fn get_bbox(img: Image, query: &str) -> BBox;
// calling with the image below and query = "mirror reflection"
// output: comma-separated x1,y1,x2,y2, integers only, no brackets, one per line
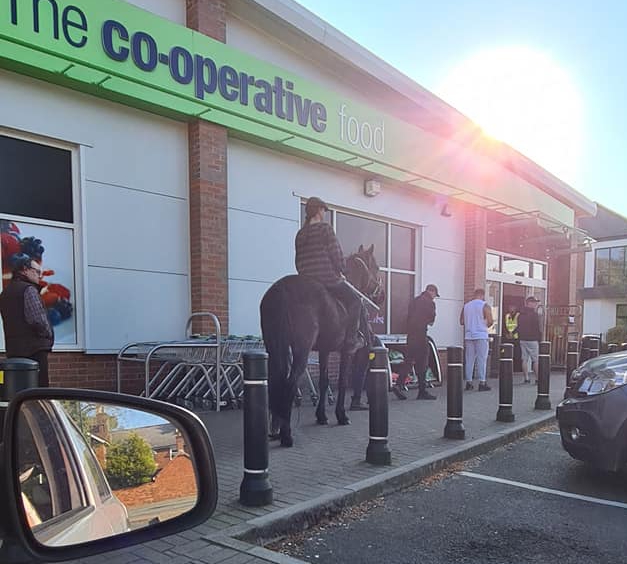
16,399,199,547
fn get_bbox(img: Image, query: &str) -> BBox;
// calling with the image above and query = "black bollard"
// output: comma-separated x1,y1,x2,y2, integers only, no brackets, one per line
565,341,579,391
366,347,392,465
444,346,465,440
607,343,618,354
488,335,501,379
588,336,600,359
0,358,39,435
535,341,552,410
496,343,515,422
240,351,273,506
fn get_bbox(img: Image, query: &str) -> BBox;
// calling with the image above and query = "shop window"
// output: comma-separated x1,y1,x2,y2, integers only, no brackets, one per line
486,253,501,273
1,133,79,348
595,247,627,287
390,225,414,271
617,305,627,327
532,262,546,280
336,212,387,266
502,257,530,277
0,135,73,223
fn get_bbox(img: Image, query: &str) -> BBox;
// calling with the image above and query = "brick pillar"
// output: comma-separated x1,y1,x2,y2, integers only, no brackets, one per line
464,205,487,300
186,0,228,334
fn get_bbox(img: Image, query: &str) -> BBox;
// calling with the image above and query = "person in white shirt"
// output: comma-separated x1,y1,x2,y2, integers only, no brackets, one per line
460,288,494,391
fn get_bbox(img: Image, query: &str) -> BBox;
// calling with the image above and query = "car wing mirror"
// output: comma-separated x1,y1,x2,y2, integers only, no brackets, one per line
2,389,218,563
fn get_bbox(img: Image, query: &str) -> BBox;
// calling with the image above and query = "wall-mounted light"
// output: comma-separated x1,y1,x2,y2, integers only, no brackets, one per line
364,179,381,197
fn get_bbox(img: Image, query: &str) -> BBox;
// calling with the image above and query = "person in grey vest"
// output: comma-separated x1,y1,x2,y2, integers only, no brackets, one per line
0,255,54,387
460,288,494,391
517,296,542,383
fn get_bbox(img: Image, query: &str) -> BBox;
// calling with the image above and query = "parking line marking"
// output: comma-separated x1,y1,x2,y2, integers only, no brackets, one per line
543,432,561,436
459,471,627,510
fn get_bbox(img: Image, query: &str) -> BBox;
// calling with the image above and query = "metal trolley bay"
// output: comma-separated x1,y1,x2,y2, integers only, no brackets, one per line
116,312,265,411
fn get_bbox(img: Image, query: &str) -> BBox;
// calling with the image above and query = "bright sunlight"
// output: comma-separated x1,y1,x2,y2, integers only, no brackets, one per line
438,46,583,185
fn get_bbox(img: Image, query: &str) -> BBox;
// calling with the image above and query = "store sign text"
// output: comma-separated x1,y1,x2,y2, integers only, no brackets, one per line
6,0,386,154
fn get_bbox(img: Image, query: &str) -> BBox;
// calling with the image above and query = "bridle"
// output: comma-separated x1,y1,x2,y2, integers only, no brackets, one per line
350,255,383,301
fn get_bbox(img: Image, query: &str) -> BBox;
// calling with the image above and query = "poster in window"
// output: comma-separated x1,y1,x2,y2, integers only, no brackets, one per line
1,220,77,346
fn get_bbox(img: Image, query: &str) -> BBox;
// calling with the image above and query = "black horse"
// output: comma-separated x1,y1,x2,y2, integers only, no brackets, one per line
260,244,382,447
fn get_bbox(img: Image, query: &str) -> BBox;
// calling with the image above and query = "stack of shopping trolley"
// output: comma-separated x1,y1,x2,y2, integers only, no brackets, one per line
116,312,265,411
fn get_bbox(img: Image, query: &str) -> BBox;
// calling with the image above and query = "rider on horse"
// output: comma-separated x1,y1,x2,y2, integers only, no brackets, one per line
295,197,364,355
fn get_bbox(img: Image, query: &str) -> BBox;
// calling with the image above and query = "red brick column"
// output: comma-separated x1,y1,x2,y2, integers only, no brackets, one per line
464,205,488,300
186,0,229,334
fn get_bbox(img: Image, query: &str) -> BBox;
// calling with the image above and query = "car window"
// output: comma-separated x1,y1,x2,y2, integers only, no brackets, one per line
57,405,113,502
17,401,89,533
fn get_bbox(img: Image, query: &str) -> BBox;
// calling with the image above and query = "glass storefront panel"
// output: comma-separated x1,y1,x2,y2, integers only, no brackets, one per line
486,281,501,335
486,253,501,274
390,224,414,271
390,272,414,334
502,256,530,277
336,212,387,266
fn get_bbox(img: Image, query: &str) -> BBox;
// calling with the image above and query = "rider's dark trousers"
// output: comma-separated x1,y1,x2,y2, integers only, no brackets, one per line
326,281,362,348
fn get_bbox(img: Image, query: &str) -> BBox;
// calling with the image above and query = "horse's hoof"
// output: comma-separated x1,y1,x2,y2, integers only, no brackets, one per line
317,418,328,425
280,437,294,447
338,417,351,426
268,433,281,441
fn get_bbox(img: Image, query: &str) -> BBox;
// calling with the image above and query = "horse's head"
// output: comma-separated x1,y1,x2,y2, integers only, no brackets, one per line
346,244,385,305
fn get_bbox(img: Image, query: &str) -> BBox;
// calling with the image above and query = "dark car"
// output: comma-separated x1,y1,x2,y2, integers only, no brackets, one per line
557,350,627,472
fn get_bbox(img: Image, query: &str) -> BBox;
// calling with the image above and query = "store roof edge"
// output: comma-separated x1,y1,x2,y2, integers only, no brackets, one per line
234,0,596,217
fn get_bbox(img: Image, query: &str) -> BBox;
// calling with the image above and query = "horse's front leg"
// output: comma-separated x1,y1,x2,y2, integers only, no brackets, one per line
316,351,329,425
336,352,352,425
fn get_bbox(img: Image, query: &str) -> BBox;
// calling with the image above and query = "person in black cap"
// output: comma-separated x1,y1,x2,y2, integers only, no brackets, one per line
394,284,439,400
295,196,363,354
0,254,54,387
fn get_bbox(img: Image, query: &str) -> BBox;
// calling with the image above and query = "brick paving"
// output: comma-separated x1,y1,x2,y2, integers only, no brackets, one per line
70,373,565,564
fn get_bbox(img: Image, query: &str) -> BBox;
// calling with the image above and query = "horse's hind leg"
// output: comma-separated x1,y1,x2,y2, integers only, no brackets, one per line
336,352,352,425
280,349,308,447
316,351,330,425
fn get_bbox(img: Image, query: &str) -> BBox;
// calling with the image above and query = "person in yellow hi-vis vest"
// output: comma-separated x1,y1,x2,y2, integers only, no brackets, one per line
503,303,521,372
505,304,519,340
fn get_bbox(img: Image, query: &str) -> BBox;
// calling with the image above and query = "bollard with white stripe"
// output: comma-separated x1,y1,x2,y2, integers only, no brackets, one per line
239,351,273,506
444,346,465,440
588,336,600,359
566,341,578,384
0,358,39,435
496,343,515,423
565,341,579,397
366,347,391,465
534,341,552,410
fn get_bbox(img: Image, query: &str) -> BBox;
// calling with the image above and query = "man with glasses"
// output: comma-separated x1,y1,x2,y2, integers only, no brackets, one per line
0,255,54,386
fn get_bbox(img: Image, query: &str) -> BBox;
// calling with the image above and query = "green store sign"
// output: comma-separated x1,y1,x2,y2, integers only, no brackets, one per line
0,0,573,226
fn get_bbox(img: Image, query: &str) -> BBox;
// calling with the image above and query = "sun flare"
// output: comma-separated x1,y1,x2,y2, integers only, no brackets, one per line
438,47,583,185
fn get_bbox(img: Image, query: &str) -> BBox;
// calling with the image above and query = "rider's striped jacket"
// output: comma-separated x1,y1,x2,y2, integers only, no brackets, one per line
295,222,345,286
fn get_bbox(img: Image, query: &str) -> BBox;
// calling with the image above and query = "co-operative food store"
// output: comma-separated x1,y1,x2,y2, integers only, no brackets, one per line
0,0,595,389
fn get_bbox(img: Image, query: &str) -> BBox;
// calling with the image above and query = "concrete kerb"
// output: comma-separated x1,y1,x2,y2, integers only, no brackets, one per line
205,411,556,553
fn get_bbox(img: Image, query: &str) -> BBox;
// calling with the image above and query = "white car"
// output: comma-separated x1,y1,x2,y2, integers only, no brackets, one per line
18,399,130,546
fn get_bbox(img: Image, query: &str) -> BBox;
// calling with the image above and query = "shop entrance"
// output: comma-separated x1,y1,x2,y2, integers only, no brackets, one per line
485,251,549,374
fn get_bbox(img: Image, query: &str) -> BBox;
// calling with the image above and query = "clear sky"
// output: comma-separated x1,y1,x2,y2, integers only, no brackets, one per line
295,0,626,217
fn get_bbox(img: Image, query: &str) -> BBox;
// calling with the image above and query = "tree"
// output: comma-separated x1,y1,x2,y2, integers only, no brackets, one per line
105,433,157,489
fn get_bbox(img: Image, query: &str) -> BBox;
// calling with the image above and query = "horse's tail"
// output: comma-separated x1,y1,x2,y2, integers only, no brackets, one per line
260,280,291,421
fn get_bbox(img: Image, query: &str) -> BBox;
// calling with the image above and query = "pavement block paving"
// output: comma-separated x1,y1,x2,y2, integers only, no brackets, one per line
66,372,565,564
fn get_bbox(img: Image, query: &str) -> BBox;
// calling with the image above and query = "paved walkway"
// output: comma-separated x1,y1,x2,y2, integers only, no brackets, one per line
73,373,566,564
